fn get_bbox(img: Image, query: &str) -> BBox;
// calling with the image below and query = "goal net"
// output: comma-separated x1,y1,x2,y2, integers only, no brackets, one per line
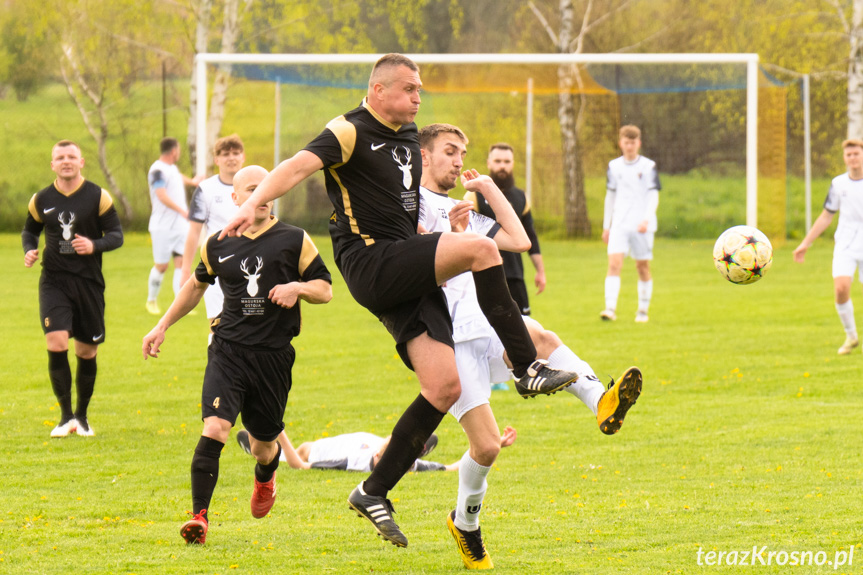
194,54,787,241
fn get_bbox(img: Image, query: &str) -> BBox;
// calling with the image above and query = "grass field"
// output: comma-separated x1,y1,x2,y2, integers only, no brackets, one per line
2,232,862,574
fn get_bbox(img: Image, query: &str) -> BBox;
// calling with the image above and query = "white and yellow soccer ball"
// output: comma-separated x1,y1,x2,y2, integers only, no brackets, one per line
713,225,773,285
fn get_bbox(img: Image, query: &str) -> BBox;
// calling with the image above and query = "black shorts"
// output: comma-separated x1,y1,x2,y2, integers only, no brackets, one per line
338,233,454,369
39,272,106,343
506,277,531,316
201,336,295,442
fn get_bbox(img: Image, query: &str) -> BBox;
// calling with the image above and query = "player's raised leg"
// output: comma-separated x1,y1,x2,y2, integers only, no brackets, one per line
248,434,281,519
434,232,577,397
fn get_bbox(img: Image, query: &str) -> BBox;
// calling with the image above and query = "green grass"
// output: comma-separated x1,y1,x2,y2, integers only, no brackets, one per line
1,232,862,574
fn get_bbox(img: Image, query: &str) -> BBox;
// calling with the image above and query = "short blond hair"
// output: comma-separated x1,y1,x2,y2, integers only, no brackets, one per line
619,125,641,140
842,138,863,150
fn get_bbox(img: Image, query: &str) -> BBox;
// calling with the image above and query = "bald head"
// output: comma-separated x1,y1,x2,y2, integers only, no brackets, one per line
233,165,268,196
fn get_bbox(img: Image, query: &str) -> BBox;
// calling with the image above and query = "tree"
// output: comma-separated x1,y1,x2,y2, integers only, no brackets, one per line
45,0,176,222
525,0,672,237
186,0,252,171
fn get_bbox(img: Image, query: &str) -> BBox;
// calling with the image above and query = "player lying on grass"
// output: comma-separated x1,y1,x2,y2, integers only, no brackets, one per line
418,123,643,569
142,166,333,545
235,426,517,472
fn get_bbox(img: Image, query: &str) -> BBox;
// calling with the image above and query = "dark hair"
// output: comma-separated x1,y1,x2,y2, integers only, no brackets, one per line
419,123,468,150
488,142,513,155
160,137,179,154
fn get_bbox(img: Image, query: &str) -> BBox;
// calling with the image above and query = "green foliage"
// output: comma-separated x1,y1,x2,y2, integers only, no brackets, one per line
2,232,862,573
0,1,54,101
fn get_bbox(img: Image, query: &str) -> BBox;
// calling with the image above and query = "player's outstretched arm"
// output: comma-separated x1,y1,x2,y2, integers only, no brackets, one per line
180,221,204,287
276,431,312,470
220,151,324,239
793,209,834,263
460,169,530,253
142,277,207,359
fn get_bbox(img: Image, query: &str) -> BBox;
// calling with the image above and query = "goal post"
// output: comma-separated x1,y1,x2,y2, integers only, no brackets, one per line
194,52,761,228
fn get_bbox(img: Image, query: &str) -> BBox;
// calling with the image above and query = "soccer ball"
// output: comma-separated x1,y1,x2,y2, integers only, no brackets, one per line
713,225,773,285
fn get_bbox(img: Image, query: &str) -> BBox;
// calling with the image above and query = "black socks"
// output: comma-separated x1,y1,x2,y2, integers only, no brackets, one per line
191,436,225,517
364,394,445,497
472,265,536,376
48,350,73,422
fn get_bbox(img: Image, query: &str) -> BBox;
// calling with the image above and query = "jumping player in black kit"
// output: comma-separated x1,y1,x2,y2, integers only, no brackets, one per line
219,54,578,548
23,140,124,438
142,165,332,545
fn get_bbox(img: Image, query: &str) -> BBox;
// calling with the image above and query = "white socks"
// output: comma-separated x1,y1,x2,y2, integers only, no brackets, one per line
455,452,490,532
148,267,165,302
172,267,182,296
548,344,605,415
638,279,653,313
836,300,858,340
604,276,621,311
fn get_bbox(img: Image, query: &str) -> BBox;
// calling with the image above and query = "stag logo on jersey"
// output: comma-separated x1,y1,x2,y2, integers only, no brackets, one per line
58,212,75,240
240,256,263,297
392,146,413,189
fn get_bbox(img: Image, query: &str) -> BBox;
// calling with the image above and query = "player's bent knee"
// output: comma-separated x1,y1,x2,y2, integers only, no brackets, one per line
471,440,501,467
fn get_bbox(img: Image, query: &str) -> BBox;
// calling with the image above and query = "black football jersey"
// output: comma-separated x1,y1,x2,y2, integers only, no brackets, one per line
196,217,331,350
22,179,123,287
304,99,422,265
465,185,541,280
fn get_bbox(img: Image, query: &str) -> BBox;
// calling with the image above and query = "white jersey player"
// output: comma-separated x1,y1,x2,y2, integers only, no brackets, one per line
794,138,863,355
181,134,245,323
146,137,200,315
601,125,661,323
418,123,642,570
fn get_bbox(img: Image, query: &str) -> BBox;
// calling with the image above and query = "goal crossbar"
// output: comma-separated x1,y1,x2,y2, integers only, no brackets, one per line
194,52,760,226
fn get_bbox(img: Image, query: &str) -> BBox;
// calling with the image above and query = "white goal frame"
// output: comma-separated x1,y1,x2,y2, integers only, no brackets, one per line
195,52,761,227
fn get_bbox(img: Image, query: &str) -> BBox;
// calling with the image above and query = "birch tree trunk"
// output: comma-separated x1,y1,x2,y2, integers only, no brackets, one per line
204,0,245,172
60,45,133,221
849,0,863,137
187,0,212,170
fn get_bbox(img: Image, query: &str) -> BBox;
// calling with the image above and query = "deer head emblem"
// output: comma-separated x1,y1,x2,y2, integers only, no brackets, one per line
58,212,75,241
392,146,412,189
240,256,263,297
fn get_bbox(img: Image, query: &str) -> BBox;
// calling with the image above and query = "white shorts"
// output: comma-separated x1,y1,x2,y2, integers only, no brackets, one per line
203,279,225,319
832,248,863,280
151,228,188,264
607,227,654,260
448,330,509,422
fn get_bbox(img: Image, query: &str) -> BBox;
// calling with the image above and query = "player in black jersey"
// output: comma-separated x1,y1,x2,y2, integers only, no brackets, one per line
142,165,332,545
219,54,578,548
22,140,124,438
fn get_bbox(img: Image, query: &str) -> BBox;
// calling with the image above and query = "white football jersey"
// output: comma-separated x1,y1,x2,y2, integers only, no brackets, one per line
418,187,499,340
605,155,661,232
824,173,863,254
147,159,189,233
188,174,238,233
307,432,386,472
